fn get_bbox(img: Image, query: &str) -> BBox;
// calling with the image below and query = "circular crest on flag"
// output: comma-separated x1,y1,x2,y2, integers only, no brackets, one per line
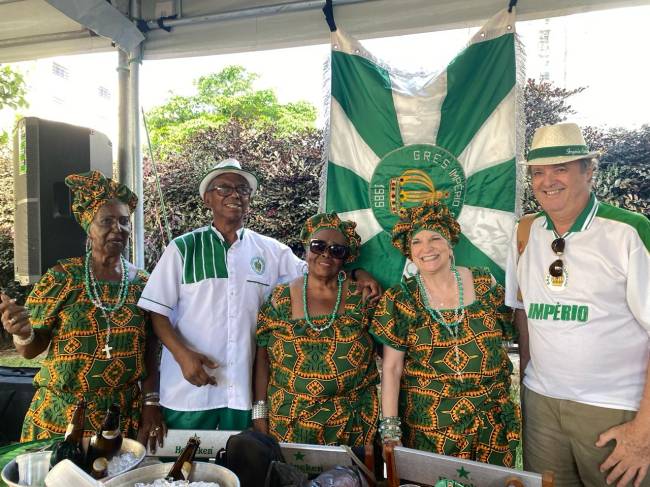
369,144,467,233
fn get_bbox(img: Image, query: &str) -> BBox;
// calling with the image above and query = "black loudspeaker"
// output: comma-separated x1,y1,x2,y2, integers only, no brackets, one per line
13,117,113,285
0,366,37,445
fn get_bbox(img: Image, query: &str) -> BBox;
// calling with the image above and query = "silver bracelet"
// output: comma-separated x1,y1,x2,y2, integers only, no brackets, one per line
143,392,160,400
251,400,268,420
144,400,161,407
13,328,35,346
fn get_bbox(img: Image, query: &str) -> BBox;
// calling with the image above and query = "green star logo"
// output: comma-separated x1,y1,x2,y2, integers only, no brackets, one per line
457,466,470,479
294,452,305,461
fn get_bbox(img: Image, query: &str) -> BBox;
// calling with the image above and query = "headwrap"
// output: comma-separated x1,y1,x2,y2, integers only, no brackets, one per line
300,212,361,264
64,170,138,233
391,200,461,259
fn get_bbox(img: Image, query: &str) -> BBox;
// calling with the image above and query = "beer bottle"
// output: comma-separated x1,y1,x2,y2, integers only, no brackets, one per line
165,435,201,481
88,403,123,463
50,399,87,468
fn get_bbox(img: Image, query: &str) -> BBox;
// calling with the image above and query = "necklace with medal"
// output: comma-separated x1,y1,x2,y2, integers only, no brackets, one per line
302,271,345,332
416,265,465,379
84,252,130,358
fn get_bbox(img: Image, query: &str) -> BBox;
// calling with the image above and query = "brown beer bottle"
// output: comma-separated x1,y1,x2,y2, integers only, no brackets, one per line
50,399,87,468
165,435,201,481
88,403,123,463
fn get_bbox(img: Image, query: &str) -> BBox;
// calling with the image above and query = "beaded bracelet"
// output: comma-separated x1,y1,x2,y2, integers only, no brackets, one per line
378,416,402,442
252,400,269,420
13,329,35,346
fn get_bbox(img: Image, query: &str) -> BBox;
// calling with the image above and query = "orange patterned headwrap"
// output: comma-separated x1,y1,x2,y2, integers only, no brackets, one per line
64,170,138,233
391,200,461,259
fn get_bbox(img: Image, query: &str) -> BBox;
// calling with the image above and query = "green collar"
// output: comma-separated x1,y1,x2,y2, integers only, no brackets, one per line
542,192,598,234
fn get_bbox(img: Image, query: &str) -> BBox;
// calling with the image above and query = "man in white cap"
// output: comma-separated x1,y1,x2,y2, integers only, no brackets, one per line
138,159,380,431
506,123,650,486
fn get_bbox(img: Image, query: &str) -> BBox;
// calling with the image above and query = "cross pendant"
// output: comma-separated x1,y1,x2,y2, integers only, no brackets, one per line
102,343,113,359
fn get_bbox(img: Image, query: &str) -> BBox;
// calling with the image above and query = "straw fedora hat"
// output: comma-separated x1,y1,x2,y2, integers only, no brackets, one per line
199,158,258,198
524,122,600,166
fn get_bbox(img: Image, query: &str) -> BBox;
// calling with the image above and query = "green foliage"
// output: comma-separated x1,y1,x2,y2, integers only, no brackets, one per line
145,66,317,153
0,65,28,145
143,120,322,271
0,65,27,111
523,78,585,153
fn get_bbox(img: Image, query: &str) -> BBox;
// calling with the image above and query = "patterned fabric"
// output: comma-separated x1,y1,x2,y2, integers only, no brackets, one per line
370,267,520,467
300,212,361,264
65,170,138,232
256,282,380,446
391,201,462,259
21,257,150,442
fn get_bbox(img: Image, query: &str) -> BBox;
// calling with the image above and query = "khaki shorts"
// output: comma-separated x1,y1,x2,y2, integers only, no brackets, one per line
522,386,649,487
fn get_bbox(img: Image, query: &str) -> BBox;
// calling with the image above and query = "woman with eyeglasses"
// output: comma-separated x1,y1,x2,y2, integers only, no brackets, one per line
252,212,380,446
370,201,520,467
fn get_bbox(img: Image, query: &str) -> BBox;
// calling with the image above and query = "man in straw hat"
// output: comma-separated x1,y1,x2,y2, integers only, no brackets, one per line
505,123,650,486
137,158,380,431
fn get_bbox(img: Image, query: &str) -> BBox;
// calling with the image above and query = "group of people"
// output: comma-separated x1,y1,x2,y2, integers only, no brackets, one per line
1,122,649,487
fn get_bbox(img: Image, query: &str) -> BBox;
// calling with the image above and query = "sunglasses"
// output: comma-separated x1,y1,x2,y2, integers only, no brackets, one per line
206,184,252,197
549,237,565,278
309,239,350,260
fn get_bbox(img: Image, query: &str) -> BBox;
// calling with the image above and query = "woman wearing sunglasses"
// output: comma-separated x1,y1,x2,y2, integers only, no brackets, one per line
370,201,520,467
252,212,380,446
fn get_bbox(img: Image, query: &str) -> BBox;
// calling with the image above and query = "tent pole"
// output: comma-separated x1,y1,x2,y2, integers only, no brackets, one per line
145,0,370,30
117,49,131,187
129,0,144,268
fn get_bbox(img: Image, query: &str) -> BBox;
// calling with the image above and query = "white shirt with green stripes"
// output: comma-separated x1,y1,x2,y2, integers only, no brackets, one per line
138,225,305,412
506,194,650,411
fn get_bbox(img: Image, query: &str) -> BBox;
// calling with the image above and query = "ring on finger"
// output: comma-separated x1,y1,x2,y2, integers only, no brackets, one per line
149,430,157,437
154,426,161,432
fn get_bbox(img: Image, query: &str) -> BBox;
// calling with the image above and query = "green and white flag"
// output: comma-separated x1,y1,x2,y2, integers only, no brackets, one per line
322,8,524,289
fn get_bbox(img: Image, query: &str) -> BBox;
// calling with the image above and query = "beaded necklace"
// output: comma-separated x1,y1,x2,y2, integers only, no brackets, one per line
84,251,130,358
302,271,345,332
416,265,465,378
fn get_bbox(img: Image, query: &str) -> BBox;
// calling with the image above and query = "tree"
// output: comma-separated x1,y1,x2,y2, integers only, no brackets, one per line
0,64,28,146
142,120,323,270
145,66,317,153
523,78,585,152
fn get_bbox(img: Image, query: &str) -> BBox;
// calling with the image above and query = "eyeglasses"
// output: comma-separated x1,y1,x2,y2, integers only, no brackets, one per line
309,239,350,260
549,237,565,277
206,184,252,197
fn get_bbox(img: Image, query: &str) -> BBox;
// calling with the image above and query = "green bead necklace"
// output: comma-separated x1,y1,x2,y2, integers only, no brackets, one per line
416,264,465,378
84,251,130,358
302,270,345,332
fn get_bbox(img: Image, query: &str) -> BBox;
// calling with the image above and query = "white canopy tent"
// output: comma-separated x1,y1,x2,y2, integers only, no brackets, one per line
1,0,648,265
2,0,649,62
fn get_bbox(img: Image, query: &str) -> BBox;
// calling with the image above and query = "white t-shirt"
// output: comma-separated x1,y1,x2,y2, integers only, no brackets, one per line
506,194,650,411
138,225,305,411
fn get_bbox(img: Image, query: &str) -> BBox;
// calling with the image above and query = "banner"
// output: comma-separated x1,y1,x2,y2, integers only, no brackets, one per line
322,9,524,288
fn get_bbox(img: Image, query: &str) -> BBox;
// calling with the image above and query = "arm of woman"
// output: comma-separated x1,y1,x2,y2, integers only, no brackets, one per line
252,346,270,434
150,311,218,387
1,294,51,359
381,346,405,418
137,326,166,452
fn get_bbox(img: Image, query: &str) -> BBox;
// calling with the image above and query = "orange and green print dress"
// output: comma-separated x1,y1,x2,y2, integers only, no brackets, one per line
256,282,380,446
20,258,150,442
370,267,520,467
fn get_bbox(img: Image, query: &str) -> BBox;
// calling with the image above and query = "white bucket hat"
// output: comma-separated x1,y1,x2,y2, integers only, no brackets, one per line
524,122,600,166
199,158,258,198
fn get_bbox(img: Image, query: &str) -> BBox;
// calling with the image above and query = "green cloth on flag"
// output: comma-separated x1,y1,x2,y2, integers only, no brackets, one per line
324,8,522,289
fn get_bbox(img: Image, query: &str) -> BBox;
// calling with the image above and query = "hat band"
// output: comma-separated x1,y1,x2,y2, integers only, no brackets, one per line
527,145,589,161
